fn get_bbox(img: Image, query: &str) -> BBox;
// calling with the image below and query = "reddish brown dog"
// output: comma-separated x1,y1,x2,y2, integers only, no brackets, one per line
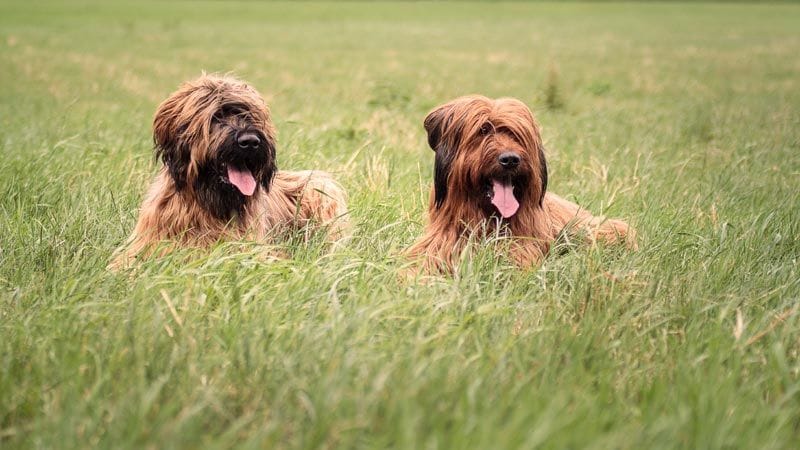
407,95,634,273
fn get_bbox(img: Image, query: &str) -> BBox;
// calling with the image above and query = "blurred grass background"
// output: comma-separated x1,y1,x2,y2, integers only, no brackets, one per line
1,1,799,449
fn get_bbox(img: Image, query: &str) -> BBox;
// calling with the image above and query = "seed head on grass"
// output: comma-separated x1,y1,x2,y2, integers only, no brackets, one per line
544,64,565,111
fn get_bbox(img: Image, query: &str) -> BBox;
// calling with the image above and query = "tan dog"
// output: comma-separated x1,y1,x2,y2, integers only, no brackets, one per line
112,75,347,268
407,95,634,273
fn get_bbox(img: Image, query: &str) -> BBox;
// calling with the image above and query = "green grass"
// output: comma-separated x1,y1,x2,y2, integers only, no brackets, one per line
1,1,799,448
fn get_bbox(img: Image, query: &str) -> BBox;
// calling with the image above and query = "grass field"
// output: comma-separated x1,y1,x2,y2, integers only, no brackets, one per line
1,1,799,448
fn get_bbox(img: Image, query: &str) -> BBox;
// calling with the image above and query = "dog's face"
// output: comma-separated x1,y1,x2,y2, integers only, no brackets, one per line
152,75,277,218
423,95,547,221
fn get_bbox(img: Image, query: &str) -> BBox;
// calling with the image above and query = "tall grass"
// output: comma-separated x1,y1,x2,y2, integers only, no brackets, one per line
1,1,798,448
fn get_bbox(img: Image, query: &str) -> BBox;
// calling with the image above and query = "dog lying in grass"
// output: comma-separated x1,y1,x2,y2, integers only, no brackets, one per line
112,75,348,268
407,95,634,274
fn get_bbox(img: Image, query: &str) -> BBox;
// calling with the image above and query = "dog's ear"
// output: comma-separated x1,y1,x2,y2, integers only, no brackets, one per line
538,147,548,206
434,145,454,209
153,95,190,190
423,104,453,151
153,96,177,158
424,104,457,208
259,140,278,192
163,147,190,190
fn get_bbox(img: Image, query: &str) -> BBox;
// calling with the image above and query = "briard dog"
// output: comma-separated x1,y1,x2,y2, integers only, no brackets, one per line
112,75,347,268
407,95,634,273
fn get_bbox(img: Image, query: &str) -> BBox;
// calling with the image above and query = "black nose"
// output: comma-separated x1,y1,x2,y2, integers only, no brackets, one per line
498,152,521,168
237,133,261,149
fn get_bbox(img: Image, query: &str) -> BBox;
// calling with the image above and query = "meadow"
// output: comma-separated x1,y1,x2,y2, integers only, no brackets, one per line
1,1,799,448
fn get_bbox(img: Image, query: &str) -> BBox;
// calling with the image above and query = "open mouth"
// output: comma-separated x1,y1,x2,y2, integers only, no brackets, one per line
223,164,257,196
486,179,520,218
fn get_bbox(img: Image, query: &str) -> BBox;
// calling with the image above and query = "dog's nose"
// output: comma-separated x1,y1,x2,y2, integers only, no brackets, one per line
237,133,261,149
498,152,521,168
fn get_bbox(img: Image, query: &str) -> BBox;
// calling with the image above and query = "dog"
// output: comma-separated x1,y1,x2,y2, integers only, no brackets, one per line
111,75,347,268
407,95,634,273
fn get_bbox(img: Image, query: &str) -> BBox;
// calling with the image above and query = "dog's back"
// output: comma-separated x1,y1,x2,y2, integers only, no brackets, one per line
257,170,349,242
542,192,636,249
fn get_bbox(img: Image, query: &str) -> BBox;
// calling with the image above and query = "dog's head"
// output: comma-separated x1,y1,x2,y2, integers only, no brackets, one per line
423,95,547,221
152,75,277,218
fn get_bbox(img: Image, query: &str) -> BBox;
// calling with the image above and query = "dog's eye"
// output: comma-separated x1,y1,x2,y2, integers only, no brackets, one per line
479,123,492,136
213,104,247,123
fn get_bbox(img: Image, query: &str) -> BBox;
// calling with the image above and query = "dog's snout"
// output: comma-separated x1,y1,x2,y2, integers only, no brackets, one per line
498,152,521,168
237,133,261,149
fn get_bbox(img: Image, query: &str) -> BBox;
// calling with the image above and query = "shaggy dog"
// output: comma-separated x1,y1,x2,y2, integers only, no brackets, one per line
112,75,347,268
407,95,634,273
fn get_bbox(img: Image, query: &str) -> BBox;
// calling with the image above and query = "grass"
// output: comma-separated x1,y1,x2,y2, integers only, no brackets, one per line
1,1,799,448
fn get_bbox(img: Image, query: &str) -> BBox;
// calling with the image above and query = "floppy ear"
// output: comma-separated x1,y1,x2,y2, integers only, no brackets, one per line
424,104,456,209
259,140,278,192
152,95,190,190
538,147,548,206
424,105,449,151
433,145,454,209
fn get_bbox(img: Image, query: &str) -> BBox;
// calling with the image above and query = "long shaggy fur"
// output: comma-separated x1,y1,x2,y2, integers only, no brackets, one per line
112,75,347,268
407,95,634,273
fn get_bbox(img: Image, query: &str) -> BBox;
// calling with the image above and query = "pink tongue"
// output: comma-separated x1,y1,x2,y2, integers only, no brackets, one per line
491,180,519,218
227,166,257,196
